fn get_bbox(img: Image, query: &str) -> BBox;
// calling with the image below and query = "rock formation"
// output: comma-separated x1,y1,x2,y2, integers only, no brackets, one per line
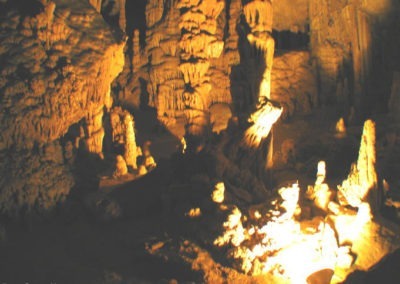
243,0,274,103
0,0,125,215
270,51,318,119
113,154,128,178
308,0,399,117
338,119,378,214
178,0,225,142
109,107,138,169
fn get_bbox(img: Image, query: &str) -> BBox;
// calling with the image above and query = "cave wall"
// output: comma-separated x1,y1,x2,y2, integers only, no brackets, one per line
0,0,125,215
309,0,400,117
115,0,400,126
117,0,233,120
273,0,309,33
116,0,317,124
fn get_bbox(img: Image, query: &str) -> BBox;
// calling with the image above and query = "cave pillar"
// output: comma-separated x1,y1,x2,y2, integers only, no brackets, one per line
243,0,275,102
178,0,225,149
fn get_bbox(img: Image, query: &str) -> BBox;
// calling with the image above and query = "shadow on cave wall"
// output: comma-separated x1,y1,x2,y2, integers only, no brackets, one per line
367,9,400,115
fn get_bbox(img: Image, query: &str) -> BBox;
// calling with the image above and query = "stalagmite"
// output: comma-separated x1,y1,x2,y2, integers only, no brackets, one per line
306,161,333,211
123,113,137,170
212,182,225,204
109,107,138,170
113,155,128,178
336,117,347,137
338,119,378,216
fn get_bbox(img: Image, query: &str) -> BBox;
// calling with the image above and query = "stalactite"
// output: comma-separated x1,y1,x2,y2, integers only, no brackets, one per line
243,0,274,102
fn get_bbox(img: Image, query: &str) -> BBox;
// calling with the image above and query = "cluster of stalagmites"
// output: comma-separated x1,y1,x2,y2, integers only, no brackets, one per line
202,119,398,282
211,181,338,280
107,107,157,178
0,0,124,214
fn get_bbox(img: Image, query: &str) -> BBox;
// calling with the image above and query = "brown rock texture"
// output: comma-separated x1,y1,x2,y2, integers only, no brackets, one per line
0,0,125,215
273,0,309,33
117,0,234,123
178,0,225,138
271,51,318,118
309,0,400,116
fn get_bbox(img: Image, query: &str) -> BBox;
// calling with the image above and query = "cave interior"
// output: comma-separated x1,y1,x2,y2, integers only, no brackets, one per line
1,0,400,283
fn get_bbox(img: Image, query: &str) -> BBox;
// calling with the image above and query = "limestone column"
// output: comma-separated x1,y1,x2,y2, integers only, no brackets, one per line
243,0,275,102
177,0,225,146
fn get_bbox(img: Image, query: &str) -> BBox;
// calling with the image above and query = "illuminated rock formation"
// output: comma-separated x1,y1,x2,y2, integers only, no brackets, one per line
123,113,137,170
109,107,138,170
211,182,226,204
242,100,282,148
113,155,128,178
213,183,338,281
0,0,125,214
243,0,274,102
338,120,378,213
306,161,333,211
178,0,225,140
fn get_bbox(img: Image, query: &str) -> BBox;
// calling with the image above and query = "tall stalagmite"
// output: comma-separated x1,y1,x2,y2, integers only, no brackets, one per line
338,119,378,214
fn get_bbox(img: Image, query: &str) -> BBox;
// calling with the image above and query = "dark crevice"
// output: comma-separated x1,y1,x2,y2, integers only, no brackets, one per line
272,29,310,51
126,0,146,37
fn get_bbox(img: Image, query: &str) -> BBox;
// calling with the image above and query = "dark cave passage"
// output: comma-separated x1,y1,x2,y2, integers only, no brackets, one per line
272,29,310,51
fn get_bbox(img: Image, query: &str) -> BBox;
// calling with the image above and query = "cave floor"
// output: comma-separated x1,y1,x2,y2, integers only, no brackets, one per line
0,215,201,283
1,107,400,283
